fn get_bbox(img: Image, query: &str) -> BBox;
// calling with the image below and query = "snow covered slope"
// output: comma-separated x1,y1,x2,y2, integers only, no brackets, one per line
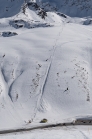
0,0,92,131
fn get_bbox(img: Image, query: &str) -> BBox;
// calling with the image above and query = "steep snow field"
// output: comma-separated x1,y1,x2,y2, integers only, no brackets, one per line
0,0,92,138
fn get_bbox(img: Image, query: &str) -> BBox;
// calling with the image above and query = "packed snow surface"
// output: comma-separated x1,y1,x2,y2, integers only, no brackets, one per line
0,126,92,139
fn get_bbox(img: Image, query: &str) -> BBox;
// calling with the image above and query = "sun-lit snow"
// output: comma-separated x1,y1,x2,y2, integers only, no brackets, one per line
0,0,92,139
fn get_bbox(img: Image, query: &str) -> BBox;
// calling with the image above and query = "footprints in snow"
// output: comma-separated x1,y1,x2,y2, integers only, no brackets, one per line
72,59,90,102
56,70,69,94
30,63,42,94
56,58,90,102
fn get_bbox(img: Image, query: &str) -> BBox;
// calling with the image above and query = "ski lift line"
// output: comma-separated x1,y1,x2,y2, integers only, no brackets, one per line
39,20,66,100
32,20,66,122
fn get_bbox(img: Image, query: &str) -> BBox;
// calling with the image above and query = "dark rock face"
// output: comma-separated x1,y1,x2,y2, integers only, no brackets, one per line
0,0,47,19
37,0,92,17
0,0,92,18
27,2,47,19
1,31,18,37
10,19,52,29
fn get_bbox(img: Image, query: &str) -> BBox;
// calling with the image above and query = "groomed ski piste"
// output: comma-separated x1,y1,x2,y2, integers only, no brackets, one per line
0,0,92,138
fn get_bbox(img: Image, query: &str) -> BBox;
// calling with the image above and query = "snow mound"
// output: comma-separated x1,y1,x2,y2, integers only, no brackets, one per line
83,19,92,25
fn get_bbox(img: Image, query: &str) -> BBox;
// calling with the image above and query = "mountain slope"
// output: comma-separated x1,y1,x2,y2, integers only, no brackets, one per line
37,0,92,17
0,19,92,129
0,0,92,130
0,0,23,18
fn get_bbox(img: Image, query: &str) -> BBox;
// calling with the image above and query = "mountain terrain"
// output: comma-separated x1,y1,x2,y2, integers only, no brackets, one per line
37,0,92,17
0,1,92,138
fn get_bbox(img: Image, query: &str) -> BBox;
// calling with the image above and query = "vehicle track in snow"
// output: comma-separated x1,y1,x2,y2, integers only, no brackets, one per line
0,119,92,135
